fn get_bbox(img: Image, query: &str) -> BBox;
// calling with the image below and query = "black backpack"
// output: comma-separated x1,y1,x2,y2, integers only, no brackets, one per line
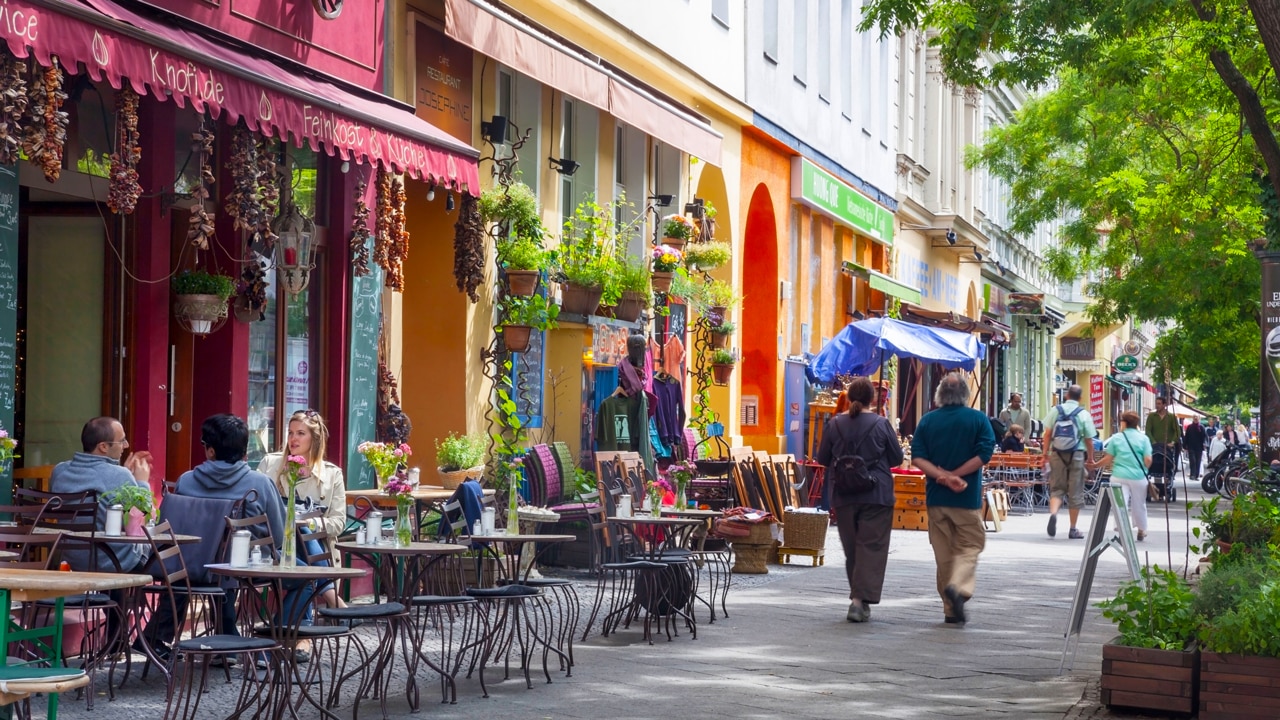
829,418,876,494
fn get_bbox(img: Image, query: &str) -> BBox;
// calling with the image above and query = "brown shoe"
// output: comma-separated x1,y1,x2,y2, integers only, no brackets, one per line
1137,530,1147,542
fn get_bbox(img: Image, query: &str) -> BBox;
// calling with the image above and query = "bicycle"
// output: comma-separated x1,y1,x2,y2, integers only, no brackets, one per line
1222,461,1280,501
1202,443,1253,495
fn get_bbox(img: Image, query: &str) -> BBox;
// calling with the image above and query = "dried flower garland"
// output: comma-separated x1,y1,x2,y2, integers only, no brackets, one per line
23,56,68,183
255,136,278,251
350,178,370,276
386,175,408,291
186,123,216,249
107,87,142,215
453,191,484,302
224,125,260,232
373,170,391,274
236,262,269,321
0,56,28,166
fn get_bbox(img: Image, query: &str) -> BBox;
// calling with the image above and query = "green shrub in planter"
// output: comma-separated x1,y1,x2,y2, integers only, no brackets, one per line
1199,546,1280,656
435,432,486,472
497,234,548,272
172,269,235,300
1193,549,1274,621
1096,565,1199,650
501,294,560,331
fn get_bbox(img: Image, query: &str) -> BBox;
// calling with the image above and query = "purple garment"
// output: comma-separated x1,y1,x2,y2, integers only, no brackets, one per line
617,360,658,418
652,376,686,446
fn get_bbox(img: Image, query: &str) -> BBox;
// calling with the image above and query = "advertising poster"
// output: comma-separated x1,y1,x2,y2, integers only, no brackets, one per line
1089,375,1105,430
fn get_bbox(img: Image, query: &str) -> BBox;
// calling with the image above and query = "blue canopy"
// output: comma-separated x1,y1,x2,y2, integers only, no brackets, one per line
809,317,986,382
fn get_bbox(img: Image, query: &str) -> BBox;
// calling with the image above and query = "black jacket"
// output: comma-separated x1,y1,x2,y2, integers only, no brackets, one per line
816,411,903,509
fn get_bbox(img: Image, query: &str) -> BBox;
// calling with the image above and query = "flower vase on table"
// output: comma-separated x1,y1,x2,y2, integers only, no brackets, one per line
394,495,415,547
667,461,696,513
282,454,308,567
647,478,670,518
675,480,688,511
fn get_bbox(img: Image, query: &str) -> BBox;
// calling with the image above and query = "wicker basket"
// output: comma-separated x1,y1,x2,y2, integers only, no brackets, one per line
728,522,776,574
437,465,483,490
781,510,829,551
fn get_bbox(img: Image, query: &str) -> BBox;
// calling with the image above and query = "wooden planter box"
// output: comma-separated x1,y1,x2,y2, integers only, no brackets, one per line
1101,642,1198,715
1200,651,1280,719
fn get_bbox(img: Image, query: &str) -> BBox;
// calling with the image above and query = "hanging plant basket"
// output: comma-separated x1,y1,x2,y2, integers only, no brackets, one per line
711,363,735,386
505,270,540,297
710,331,730,350
615,291,645,322
174,294,229,336
662,236,687,252
560,283,603,315
652,271,674,293
231,294,265,324
502,324,533,352
707,305,728,324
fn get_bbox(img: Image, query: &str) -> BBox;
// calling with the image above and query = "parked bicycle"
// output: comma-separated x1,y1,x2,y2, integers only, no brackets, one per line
1201,443,1253,495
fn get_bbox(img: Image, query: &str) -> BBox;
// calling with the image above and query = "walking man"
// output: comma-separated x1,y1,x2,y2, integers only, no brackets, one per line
1145,396,1183,464
998,393,1032,438
910,373,995,626
1041,385,1097,540
1183,417,1206,479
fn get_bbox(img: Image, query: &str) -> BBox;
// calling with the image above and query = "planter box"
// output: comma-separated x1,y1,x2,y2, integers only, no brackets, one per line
1200,651,1280,719
1101,642,1198,715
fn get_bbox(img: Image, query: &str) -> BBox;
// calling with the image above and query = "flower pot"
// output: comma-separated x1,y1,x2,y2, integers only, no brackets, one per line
560,283,603,315
707,305,728,324
1199,651,1280,719
711,363,735,386
651,271,674,293
125,510,147,537
505,270,540,296
710,331,729,349
1101,641,1198,715
173,293,228,335
614,291,645,322
502,324,533,353
232,295,265,323
437,465,484,491
662,236,687,252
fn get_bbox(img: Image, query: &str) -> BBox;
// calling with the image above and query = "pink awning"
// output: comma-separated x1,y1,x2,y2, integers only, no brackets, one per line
9,0,480,191
445,0,722,165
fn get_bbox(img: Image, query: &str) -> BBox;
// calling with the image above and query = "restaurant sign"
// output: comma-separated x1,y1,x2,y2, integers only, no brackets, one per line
790,157,894,245
1060,336,1096,361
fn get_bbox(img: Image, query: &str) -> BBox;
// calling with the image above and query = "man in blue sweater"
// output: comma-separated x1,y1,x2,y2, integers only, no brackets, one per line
910,373,995,626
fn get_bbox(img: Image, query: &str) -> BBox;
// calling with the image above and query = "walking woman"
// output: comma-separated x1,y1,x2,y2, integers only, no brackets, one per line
1090,411,1153,541
816,376,904,622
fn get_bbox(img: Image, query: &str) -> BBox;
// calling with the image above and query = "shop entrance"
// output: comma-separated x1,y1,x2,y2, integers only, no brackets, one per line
740,183,780,451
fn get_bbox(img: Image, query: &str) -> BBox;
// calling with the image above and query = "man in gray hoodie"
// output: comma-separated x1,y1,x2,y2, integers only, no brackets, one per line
50,416,153,573
176,413,285,543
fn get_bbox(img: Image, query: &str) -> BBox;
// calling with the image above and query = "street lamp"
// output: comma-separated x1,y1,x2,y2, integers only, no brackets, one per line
273,201,315,298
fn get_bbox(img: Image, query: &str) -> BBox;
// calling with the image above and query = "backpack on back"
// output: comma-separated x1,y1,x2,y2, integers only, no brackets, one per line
1051,404,1084,453
829,418,876,494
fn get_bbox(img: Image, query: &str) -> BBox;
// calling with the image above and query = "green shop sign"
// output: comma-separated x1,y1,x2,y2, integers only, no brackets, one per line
1114,354,1140,372
790,157,894,245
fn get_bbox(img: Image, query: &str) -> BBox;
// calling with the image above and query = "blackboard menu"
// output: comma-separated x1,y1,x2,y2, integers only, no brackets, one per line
345,237,382,489
0,164,16,501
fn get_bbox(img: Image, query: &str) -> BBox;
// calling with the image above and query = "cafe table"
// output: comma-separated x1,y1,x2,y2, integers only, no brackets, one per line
604,515,704,639
0,568,151,720
659,508,731,623
206,562,366,720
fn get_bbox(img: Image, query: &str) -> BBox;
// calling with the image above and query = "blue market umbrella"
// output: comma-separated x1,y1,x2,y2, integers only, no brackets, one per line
809,317,984,382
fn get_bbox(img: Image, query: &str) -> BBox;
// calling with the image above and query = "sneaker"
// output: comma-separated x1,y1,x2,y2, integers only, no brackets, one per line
1047,514,1057,538
846,600,870,623
1137,530,1147,542
943,585,967,624
1068,528,1085,540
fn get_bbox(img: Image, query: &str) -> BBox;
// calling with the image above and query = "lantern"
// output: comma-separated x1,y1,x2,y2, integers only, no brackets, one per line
273,202,315,298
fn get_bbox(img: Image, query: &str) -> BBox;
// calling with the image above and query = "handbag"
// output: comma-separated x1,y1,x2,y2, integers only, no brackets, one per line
1118,431,1157,501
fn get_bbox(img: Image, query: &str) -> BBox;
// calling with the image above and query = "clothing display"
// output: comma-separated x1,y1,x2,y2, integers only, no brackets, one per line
652,374,686,449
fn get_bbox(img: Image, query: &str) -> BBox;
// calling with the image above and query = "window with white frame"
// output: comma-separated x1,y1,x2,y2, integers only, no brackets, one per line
763,0,778,62
840,0,853,119
818,0,831,101
712,0,729,27
652,142,681,246
496,68,541,191
794,1,808,85
615,124,648,257
558,96,598,223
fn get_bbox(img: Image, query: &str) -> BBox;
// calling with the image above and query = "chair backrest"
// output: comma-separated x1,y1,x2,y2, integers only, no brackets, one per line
12,464,55,493
225,513,277,561
617,453,644,498
551,442,579,503
159,493,245,584
161,479,178,496
529,444,561,507
143,520,193,647
439,499,470,539
0,530,62,569
299,512,332,567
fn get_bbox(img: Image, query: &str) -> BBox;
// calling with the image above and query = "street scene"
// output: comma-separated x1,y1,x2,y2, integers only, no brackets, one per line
0,1,1276,719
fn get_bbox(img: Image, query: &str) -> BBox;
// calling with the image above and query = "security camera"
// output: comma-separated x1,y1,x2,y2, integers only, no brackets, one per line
973,250,984,262
945,229,957,245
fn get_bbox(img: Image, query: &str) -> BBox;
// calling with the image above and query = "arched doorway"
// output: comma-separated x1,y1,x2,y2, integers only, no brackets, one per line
695,165,735,434
740,183,779,450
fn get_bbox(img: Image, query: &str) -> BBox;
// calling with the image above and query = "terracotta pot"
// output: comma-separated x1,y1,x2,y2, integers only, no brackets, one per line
505,270,540,296
560,283,603,315
651,271,674,293
712,363,735,386
125,510,147,537
615,291,645,322
710,331,729,349
662,236,687,252
502,324,533,352
707,305,728,323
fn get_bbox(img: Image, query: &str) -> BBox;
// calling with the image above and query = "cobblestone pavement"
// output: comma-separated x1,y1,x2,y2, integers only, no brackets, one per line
38,484,1200,720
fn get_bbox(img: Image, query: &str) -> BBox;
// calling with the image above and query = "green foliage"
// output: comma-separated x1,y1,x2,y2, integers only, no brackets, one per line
479,182,542,240
1096,565,1199,651
1201,574,1280,657
434,432,486,471
573,468,597,500
1196,492,1280,548
711,321,735,335
614,254,652,294
553,196,620,290
501,294,560,331
710,349,736,365
683,242,731,271
694,279,739,313
662,215,695,241
172,269,236,300
668,268,699,304
1194,550,1275,621
496,234,548,272
105,484,156,523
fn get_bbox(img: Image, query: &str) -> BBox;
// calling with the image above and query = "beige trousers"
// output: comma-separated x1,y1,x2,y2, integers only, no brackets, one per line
926,505,986,615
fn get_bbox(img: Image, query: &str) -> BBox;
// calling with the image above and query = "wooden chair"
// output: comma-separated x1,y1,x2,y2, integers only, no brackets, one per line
11,464,54,493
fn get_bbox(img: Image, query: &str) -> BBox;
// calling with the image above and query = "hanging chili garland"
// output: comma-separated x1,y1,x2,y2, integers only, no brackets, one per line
23,56,68,183
0,55,27,166
107,87,142,215
373,169,391,275
255,136,279,251
186,122,216,249
350,178,370,276
386,175,408,291
453,191,484,302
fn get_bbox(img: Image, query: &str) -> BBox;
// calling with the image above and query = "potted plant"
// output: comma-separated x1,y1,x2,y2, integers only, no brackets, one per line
435,432,487,490
172,269,235,335
613,255,651,322
1094,565,1201,715
660,214,696,251
651,244,683,293
710,348,736,386
553,197,618,315
500,293,560,353
104,483,157,536
1197,545,1280,719
1194,494,1280,554
497,233,548,296
699,279,739,323
710,321,734,349
667,269,698,306
683,241,731,271
479,181,542,239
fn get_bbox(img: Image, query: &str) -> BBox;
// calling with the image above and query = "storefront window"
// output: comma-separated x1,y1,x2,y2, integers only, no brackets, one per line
496,68,541,188
246,146,325,465
559,97,598,222
71,79,113,178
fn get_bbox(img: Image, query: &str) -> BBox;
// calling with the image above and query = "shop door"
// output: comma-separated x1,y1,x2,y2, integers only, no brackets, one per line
23,216,105,465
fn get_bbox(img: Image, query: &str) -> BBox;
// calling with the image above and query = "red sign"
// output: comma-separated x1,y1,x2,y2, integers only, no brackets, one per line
414,21,473,143
1089,375,1105,429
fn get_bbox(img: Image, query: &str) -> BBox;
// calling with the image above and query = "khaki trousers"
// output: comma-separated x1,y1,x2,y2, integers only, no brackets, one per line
926,505,986,615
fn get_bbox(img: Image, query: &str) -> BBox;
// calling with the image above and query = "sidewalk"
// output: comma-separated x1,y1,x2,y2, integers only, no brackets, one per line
48,487,1200,720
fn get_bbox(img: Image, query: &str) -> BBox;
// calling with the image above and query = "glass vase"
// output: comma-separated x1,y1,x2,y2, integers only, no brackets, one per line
650,492,663,517
282,484,297,567
395,496,415,547
676,480,688,511
507,485,521,536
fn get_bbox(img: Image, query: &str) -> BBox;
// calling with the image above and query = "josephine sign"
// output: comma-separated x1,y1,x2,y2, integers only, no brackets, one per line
0,0,477,189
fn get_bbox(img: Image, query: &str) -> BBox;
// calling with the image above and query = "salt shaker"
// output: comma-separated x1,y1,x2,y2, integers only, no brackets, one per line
408,467,421,488
105,504,124,537
229,530,251,568
249,544,263,567
367,511,383,544
472,519,483,537
355,526,367,545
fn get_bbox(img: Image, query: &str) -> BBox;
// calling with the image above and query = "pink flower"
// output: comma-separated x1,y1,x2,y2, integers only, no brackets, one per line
287,455,307,466
398,443,412,455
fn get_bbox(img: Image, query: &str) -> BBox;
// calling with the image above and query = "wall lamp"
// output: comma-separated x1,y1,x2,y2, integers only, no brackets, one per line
426,182,436,202
549,157,580,176
649,194,674,208
480,115,508,144
685,197,706,219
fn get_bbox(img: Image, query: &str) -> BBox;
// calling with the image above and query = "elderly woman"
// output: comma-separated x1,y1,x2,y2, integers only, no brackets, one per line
1090,411,1153,541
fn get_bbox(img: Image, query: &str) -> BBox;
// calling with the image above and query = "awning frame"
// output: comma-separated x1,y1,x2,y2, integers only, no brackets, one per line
842,261,922,305
898,302,1014,344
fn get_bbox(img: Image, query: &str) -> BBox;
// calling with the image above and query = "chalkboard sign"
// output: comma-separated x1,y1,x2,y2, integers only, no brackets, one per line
346,237,382,489
0,164,16,502
667,302,687,342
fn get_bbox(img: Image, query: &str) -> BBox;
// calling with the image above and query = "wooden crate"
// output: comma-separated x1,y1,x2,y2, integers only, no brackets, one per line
1200,651,1280,719
1102,643,1197,715
892,508,928,531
